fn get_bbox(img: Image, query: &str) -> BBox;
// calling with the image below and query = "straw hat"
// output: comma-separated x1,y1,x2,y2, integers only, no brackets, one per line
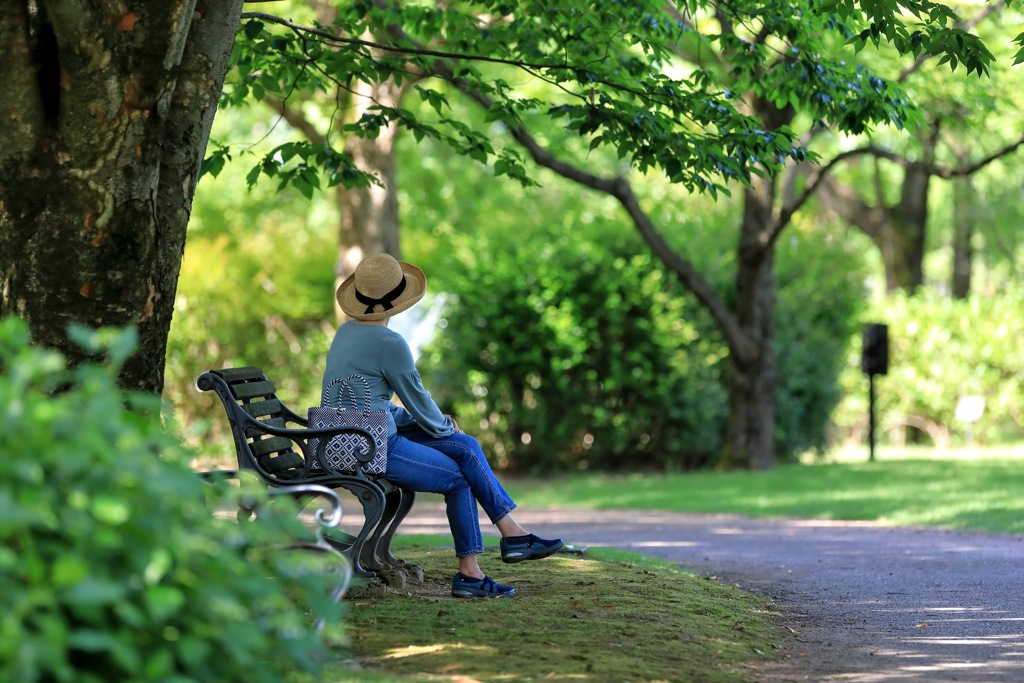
336,253,426,321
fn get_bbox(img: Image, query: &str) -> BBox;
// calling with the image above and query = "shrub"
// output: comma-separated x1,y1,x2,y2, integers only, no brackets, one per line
774,229,868,456
0,318,341,683
421,229,726,473
418,209,866,471
165,146,340,464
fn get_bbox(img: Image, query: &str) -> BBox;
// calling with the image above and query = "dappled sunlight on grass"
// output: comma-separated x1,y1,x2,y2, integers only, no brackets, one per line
335,540,780,682
378,643,497,661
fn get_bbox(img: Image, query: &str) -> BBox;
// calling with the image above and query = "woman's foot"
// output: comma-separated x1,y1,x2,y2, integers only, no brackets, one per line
451,573,516,598
500,534,564,563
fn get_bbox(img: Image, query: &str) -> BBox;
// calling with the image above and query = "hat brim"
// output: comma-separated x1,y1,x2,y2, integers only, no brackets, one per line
336,261,427,321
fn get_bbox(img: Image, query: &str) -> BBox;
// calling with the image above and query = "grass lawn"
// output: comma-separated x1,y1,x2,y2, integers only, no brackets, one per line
319,537,780,683
501,449,1024,535
224,448,1024,681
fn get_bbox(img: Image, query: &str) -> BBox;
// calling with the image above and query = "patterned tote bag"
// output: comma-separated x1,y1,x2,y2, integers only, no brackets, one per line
307,375,388,474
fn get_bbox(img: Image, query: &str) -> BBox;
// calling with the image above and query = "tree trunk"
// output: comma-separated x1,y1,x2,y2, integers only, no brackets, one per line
889,160,930,293
0,0,243,393
812,126,939,294
722,174,779,470
334,79,406,317
951,160,976,299
815,165,927,294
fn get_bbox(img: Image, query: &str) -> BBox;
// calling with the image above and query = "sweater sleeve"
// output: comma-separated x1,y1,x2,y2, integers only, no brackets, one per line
382,334,455,438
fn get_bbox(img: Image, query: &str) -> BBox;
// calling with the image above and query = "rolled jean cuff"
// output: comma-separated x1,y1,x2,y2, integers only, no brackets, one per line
490,503,517,525
455,547,484,558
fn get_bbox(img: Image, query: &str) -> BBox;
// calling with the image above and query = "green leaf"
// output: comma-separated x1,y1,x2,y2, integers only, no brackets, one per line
145,586,186,622
63,578,128,606
200,149,229,179
245,164,261,189
243,19,264,40
69,629,122,652
92,495,130,525
51,555,91,588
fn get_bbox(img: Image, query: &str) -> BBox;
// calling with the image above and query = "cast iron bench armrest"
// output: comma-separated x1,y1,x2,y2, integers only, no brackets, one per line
230,411,380,466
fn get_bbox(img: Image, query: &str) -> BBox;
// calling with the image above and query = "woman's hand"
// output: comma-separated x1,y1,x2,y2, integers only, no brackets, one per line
446,414,463,434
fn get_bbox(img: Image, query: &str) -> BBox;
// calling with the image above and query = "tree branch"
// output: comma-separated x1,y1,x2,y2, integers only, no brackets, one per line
770,129,1024,244
240,12,576,74
264,97,326,145
241,10,728,124
510,125,756,361
770,146,877,242
425,60,756,361
942,135,1024,178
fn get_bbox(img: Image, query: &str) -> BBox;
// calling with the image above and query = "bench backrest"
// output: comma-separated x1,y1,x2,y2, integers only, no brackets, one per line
200,367,307,480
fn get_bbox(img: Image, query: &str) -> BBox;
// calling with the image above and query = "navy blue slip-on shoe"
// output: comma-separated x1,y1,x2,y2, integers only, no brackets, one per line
499,534,564,564
451,573,516,598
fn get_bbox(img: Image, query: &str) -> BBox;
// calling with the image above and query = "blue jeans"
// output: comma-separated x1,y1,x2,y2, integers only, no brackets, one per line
384,430,516,557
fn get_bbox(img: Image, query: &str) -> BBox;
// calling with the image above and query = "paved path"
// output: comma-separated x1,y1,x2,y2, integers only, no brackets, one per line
391,500,1024,682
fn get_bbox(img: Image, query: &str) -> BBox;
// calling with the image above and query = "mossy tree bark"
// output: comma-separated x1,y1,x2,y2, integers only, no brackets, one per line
0,0,243,393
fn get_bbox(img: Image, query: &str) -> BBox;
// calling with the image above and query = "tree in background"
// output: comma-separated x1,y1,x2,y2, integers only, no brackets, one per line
403,162,868,471
227,1,1016,469
810,5,1024,296
225,1,411,306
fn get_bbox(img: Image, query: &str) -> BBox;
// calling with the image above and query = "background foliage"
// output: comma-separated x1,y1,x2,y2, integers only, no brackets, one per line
166,109,340,462
833,284,1024,448
0,318,340,683
171,97,1024,472
405,138,868,470
166,2,1024,470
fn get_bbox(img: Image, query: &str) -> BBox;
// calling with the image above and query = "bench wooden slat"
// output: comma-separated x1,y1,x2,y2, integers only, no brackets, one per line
241,399,284,420
244,417,286,440
212,367,266,382
250,434,305,475
230,380,277,401
250,434,295,457
259,452,306,475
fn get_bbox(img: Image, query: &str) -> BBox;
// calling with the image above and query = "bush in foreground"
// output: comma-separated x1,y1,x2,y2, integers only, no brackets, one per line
0,318,340,683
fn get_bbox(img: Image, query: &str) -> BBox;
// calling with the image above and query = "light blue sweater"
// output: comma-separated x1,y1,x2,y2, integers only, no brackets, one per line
321,321,455,438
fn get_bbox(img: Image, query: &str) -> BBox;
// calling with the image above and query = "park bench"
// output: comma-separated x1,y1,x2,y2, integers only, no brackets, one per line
196,367,418,585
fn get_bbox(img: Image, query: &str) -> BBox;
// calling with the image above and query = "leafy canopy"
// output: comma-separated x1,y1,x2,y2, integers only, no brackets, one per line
215,0,1017,197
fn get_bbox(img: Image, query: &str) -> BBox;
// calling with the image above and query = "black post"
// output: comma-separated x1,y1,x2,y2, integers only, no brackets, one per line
861,323,888,462
868,374,876,462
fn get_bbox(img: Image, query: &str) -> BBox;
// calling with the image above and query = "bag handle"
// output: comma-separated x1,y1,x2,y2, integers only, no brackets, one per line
322,374,373,414
321,377,347,407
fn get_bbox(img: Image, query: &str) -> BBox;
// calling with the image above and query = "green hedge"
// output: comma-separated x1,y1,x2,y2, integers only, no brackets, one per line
420,220,865,472
0,319,341,683
164,229,336,464
421,230,727,472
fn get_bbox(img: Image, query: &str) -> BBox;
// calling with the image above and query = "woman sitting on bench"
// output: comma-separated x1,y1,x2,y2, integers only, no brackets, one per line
323,253,563,598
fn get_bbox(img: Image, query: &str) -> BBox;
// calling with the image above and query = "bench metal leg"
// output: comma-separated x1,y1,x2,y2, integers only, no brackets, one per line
375,489,416,565
323,480,386,580
360,488,401,570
